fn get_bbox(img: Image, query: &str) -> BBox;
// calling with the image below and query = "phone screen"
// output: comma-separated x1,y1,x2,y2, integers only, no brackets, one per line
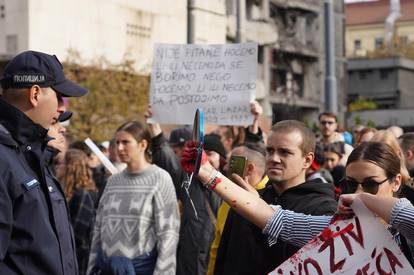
229,155,247,178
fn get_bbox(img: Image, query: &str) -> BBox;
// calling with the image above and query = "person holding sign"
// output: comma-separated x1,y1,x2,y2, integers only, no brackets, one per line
181,141,414,267
87,121,180,275
145,106,229,275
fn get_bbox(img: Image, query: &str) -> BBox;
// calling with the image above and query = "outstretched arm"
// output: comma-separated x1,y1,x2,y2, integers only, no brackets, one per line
145,105,185,196
181,145,331,247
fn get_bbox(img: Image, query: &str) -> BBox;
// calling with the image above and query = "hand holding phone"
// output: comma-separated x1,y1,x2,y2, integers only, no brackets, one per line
229,155,247,178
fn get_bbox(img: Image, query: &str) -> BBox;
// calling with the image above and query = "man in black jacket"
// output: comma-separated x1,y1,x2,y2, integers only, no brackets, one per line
150,126,223,275
214,120,337,275
0,51,87,274
145,108,227,275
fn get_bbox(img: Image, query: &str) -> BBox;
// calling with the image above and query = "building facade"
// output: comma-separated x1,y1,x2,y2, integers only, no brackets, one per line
0,0,346,125
346,0,414,57
347,57,414,129
345,0,414,129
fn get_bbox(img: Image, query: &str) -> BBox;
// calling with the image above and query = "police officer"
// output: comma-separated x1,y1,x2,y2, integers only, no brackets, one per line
0,51,87,274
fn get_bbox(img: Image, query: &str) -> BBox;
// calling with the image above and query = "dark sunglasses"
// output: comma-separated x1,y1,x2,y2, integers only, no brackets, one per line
342,177,389,194
320,120,335,125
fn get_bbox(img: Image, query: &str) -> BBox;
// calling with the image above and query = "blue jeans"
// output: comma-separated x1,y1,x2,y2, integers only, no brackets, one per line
132,248,157,275
91,247,157,275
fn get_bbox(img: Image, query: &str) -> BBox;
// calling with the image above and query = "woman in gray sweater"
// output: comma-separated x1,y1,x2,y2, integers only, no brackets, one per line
88,121,180,275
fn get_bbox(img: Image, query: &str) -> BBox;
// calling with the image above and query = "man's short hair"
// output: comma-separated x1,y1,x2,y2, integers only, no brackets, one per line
318,112,338,122
271,120,316,155
399,133,414,152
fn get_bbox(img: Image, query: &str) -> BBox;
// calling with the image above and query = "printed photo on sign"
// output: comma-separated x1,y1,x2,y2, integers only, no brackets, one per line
270,198,414,275
148,43,257,126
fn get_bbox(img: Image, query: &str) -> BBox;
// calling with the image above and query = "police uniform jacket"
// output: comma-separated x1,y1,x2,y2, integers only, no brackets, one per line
0,99,78,275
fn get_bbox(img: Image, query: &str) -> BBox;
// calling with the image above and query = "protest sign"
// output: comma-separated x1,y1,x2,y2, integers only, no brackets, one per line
270,198,414,275
84,138,119,175
149,43,257,125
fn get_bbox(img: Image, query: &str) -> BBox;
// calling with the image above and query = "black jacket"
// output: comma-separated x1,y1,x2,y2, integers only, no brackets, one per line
151,132,221,275
215,178,337,275
0,99,78,275
151,133,186,199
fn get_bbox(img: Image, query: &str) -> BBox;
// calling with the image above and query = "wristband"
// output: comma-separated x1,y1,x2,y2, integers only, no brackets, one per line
205,170,222,190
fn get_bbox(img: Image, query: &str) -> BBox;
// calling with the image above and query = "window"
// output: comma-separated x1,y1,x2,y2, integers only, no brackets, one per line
292,73,304,97
271,69,287,94
246,0,262,20
380,69,390,79
375,37,383,49
226,0,236,16
258,45,264,64
400,36,408,45
305,15,316,46
6,35,17,54
354,39,361,51
359,71,366,80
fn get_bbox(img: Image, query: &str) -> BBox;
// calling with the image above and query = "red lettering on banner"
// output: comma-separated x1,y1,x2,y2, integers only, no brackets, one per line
339,217,364,256
346,217,364,248
383,247,403,273
318,234,346,272
376,252,391,275
316,217,366,272
355,262,372,275
303,258,322,275
274,216,407,275
355,247,404,275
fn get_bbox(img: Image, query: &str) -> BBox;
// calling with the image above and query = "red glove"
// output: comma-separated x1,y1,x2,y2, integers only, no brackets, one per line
181,141,208,174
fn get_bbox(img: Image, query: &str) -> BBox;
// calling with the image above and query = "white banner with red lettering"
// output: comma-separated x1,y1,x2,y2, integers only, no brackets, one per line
270,198,414,274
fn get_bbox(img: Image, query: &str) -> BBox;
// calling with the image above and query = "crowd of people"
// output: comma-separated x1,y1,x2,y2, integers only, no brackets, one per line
2,50,414,275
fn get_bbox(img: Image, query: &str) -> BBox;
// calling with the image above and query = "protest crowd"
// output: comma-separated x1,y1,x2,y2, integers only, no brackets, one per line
3,50,414,275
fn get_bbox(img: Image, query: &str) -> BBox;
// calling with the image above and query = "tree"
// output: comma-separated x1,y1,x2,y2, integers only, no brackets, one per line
64,51,149,142
367,36,414,59
348,96,377,113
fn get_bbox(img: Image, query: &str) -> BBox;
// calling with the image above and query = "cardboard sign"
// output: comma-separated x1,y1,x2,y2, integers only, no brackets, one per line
149,43,257,125
270,198,414,275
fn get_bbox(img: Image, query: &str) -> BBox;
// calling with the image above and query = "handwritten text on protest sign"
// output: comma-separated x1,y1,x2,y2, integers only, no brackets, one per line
270,198,413,275
149,43,257,125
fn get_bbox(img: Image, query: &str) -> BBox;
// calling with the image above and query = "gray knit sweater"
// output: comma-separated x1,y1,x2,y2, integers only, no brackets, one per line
87,164,180,274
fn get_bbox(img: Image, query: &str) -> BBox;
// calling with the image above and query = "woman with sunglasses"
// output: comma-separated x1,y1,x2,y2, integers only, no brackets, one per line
181,141,414,263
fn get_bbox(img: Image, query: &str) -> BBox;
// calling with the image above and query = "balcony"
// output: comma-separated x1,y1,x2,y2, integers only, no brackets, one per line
226,15,278,44
270,0,321,13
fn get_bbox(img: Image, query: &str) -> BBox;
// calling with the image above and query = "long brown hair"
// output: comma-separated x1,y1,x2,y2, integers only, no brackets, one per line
347,142,401,181
371,130,411,185
61,149,97,200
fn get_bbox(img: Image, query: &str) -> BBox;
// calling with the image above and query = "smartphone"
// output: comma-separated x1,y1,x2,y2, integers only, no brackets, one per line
229,155,247,178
